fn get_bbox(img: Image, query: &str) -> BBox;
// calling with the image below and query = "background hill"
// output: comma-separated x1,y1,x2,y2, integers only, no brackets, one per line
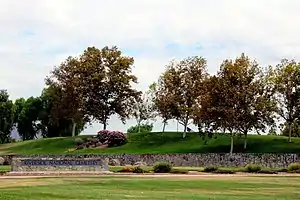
1,132,300,155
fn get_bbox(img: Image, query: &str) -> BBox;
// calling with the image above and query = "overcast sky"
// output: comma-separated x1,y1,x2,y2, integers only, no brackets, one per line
1,0,300,134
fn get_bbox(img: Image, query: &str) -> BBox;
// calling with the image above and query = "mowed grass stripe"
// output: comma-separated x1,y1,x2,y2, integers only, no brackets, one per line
0,176,300,200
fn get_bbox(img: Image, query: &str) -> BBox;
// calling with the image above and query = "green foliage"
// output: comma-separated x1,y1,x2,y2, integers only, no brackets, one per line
0,90,15,144
74,138,84,145
170,169,189,174
132,166,144,173
281,121,300,137
127,123,153,133
153,162,172,173
204,166,218,172
213,169,235,174
287,163,300,172
245,164,262,173
14,97,43,141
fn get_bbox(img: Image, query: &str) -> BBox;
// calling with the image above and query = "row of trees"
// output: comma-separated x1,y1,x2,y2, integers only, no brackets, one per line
135,54,300,154
1,45,300,154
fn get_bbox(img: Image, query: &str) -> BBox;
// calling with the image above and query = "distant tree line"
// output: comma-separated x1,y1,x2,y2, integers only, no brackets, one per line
1,46,300,155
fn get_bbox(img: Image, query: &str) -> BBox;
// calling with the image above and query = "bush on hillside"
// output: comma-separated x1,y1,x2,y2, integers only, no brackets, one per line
204,166,218,172
132,166,145,173
287,163,300,172
74,138,84,145
97,130,127,147
245,164,262,173
153,162,172,173
127,123,153,133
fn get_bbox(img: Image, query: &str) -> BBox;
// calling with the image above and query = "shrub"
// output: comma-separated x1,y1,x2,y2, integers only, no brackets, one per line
277,168,288,173
204,166,218,172
171,169,188,174
258,170,278,174
74,138,84,145
288,163,300,172
132,166,144,173
117,166,133,173
127,123,153,133
245,164,262,173
213,169,235,174
153,162,172,173
97,130,127,147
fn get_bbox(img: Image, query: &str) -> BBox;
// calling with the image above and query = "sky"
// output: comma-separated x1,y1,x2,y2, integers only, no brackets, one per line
1,0,300,134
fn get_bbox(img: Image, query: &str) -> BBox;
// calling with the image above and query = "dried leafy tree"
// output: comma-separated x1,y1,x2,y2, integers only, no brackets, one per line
46,56,88,137
78,46,141,130
156,56,208,138
217,53,277,153
192,75,221,139
268,59,300,142
152,80,174,132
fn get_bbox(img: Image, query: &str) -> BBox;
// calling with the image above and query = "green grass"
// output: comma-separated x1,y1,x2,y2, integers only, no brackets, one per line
1,132,300,155
0,176,300,199
0,165,11,172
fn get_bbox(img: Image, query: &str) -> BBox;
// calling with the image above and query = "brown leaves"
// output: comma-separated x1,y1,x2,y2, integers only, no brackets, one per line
46,46,140,129
155,56,208,135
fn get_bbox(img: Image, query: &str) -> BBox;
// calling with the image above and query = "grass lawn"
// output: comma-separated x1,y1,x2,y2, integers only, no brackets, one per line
1,132,300,155
0,165,11,172
0,176,299,199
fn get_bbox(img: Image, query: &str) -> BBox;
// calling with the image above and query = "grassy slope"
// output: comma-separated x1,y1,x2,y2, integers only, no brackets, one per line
1,132,300,155
0,176,300,199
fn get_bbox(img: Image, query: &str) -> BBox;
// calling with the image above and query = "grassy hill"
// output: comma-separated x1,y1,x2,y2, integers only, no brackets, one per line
0,132,300,155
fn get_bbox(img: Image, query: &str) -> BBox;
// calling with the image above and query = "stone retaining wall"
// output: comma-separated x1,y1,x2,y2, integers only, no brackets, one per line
3,153,300,168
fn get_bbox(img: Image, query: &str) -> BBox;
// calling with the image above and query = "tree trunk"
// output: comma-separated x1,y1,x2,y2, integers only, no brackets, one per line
288,122,292,143
230,130,234,155
243,131,248,149
162,121,166,132
138,121,141,133
103,123,107,130
72,122,77,137
182,119,188,139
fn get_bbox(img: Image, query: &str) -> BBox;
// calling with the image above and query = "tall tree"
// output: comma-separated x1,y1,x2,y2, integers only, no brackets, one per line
0,90,15,144
152,81,174,132
46,56,88,137
192,75,221,138
14,97,43,141
156,57,208,138
39,86,86,138
79,46,141,130
268,59,300,142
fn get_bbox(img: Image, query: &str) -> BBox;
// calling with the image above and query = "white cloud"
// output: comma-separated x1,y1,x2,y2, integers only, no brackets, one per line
1,0,300,133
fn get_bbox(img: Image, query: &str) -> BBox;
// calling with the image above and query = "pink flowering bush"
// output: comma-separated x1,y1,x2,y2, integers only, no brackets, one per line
97,130,127,147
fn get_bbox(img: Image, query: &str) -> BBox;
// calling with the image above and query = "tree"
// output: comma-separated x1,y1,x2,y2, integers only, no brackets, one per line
156,56,208,138
79,46,141,130
131,88,156,133
268,59,300,142
0,90,15,144
216,53,277,153
192,75,221,139
46,56,88,137
38,86,86,138
14,97,43,141
152,81,174,132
